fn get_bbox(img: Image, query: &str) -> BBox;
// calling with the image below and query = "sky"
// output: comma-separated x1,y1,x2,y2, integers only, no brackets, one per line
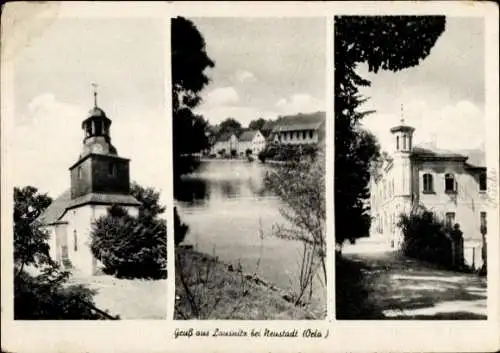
358,17,485,153
11,18,168,203
189,18,326,127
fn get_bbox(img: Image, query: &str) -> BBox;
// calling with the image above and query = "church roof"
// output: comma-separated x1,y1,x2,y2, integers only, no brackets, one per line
37,189,140,225
87,107,108,118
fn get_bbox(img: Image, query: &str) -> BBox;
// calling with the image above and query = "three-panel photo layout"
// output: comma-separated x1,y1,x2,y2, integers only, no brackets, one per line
7,10,492,328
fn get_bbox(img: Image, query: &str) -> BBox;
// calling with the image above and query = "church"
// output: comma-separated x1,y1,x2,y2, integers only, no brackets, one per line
369,117,488,269
38,90,140,276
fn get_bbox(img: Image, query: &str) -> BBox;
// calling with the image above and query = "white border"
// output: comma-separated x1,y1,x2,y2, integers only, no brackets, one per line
1,2,499,353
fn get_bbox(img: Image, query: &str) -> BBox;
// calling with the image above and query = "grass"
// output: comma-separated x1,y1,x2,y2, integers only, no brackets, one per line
69,275,167,319
175,247,324,320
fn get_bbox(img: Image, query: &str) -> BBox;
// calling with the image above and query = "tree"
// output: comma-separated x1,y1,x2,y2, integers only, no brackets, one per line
172,17,215,179
218,118,243,137
334,16,446,244
14,186,53,269
265,153,326,305
90,184,167,279
131,182,166,220
248,118,267,131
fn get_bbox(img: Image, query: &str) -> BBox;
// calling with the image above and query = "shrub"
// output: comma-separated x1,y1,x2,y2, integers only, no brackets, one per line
230,149,237,157
14,267,107,320
397,210,453,268
245,148,252,156
90,206,167,279
258,150,266,163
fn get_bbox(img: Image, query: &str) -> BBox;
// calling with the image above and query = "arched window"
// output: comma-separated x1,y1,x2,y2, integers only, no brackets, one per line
73,230,78,252
396,136,400,150
402,135,407,150
479,171,487,191
423,173,433,193
445,173,456,193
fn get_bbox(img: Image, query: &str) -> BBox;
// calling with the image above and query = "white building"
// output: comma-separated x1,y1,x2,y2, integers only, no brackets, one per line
237,130,266,155
211,132,239,156
369,118,488,269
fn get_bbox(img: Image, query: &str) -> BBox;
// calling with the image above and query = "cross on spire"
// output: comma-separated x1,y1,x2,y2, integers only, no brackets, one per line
91,83,98,107
400,104,405,124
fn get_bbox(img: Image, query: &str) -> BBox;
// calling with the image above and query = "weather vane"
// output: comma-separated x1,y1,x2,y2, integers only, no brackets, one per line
91,83,98,107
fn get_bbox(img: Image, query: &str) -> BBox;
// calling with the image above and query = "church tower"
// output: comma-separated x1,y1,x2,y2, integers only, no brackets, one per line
69,86,133,199
390,105,415,198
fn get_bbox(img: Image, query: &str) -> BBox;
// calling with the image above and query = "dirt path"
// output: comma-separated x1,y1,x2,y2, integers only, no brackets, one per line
342,250,487,319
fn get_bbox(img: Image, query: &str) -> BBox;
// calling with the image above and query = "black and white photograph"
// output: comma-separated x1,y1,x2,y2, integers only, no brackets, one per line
334,16,491,320
172,17,327,320
10,17,168,320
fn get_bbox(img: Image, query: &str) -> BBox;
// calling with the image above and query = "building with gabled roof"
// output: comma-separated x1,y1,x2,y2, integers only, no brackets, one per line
270,111,325,145
237,129,266,156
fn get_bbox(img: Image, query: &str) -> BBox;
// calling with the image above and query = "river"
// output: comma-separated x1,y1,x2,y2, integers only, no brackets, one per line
175,159,326,307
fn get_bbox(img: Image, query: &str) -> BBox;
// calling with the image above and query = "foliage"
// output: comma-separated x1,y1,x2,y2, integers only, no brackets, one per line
230,149,237,157
334,16,446,244
265,152,326,304
91,205,167,279
14,186,53,268
131,182,166,220
175,207,189,246
397,210,454,268
13,186,106,319
172,16,214,179
248,118,267,131
217,118,243,137
260,143,318,163
14,267,107,320
245,148,252,156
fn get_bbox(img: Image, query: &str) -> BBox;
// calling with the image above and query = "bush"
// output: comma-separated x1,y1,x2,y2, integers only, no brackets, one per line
245,148,252,156
258,150,266,163
90,206,167,279
230,149,237,157
397,210,453,268
14,267,106,320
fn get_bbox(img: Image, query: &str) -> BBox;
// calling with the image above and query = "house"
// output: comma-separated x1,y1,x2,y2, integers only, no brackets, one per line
369,118,489,269
37,95,140,276
237,129,266,156
211,132,238,156
270,111,325,145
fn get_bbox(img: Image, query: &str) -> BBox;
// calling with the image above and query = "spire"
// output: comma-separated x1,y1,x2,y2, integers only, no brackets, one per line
400,104,405,125
92,83,98,107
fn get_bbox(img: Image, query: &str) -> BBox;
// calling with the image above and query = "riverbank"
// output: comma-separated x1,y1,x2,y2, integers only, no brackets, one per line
175,247,325,320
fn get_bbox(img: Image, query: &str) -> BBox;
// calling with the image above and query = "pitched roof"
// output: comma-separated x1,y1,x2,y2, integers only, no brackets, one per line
216,132,236,142
37,189,72,225
261,121,275,131
238,130,259,142
37,189,140,225
272,111,325,132
411,145,486,168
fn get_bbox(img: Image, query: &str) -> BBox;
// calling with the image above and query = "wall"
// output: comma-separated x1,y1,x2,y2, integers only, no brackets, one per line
277,129,318,145
91,155,130,194
413,159,488,241
70,157,93,199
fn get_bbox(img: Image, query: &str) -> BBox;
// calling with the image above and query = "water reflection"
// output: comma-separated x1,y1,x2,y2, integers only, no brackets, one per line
174,160,325,306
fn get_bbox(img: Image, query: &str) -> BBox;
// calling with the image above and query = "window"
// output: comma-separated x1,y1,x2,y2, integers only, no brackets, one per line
309,130,313,139
480,212,487,234
423,173,433,193
108,162,117,176
445,212,455,228
396,136,400,150
73,230,78,252
303,131,306,139
445,173,456,193
402,135,407,150
479,171,487,191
